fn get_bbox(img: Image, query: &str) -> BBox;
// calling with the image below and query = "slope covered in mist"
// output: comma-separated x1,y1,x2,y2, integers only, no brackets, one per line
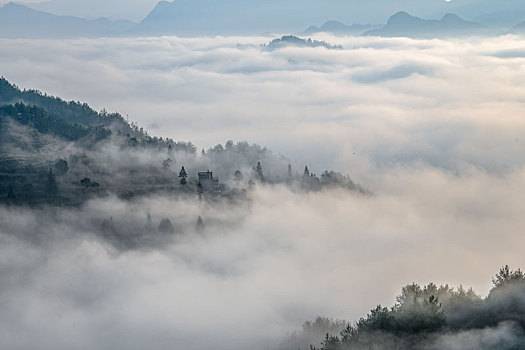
0,78,365,207
303,21,380,36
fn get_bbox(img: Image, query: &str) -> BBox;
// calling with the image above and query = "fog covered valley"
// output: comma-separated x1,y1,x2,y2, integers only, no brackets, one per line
2,32,525,350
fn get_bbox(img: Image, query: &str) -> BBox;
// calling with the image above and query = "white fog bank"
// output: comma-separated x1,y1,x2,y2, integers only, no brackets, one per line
1,34,525,349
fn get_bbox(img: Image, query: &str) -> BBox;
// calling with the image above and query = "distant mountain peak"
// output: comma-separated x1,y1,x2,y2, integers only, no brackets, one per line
303,20,380,36
149,0,174,13
441,13,468,24
391,11,411,18
388,11,414,21
0,2,135,38
365,11,486,38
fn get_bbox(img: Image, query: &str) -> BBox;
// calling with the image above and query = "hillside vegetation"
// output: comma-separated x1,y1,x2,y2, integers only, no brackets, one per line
0,78,366,206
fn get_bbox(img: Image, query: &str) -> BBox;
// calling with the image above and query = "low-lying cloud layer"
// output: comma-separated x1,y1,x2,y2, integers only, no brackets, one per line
1,34,525,175
2,174,525,349
1,34,525,349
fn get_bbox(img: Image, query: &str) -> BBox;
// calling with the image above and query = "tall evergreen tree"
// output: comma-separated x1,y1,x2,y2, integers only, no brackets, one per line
304,166,310,177
158,218,175,234
256,161,264,182
179,166,188,185
196,216,205,233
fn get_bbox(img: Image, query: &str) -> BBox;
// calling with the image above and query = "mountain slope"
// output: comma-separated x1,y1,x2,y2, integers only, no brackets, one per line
132,0,271,36
0,78,366,206
475,10,525,29
303,21,380,36
28,0,525,34
29,0,158,23
364,12,487,38
132,0,380,36
0,78,125,127
0,2,134,38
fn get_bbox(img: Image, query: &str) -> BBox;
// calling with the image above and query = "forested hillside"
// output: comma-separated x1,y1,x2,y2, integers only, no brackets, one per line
283,266,525,350
0,78,366,206
0,77,122,127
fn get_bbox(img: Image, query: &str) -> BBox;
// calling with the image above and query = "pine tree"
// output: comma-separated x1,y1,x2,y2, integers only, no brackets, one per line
256,162,264,182
304,166,310,177
159,218,175,234
196,216,205,233
179,166,188,185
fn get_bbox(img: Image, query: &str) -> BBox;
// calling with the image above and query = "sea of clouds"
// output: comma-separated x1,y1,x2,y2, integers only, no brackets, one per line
1,34,525,349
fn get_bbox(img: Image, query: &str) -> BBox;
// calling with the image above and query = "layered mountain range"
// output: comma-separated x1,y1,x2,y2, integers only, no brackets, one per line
0,2,134,38
2,1,525,38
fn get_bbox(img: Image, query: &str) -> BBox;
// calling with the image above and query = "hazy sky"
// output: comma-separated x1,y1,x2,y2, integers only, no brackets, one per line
2,0,525,23
1,33,525,349
0,0,159,21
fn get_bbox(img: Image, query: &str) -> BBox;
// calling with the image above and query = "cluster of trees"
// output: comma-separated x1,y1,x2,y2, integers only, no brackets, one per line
264,35,343,50
284,266,525,350
227,161,366,194
1,103,110,142
99,212,207,249
1,157,72,205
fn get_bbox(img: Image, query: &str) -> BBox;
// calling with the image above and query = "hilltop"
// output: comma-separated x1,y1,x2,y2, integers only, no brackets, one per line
264,36,343,50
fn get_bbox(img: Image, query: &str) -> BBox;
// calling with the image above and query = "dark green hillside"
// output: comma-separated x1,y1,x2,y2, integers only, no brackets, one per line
264,35,343,50
0,103,111,141
0,77,194,150
0,77,123,127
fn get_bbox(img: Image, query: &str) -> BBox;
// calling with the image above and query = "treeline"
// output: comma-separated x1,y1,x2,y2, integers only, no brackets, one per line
0,77,120,127
264,36,343,50
0,103,110,142
283,266,525,350
0,77,195,151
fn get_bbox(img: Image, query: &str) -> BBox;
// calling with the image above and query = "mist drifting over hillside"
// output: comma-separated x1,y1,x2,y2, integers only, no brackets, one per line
1,29,525,350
